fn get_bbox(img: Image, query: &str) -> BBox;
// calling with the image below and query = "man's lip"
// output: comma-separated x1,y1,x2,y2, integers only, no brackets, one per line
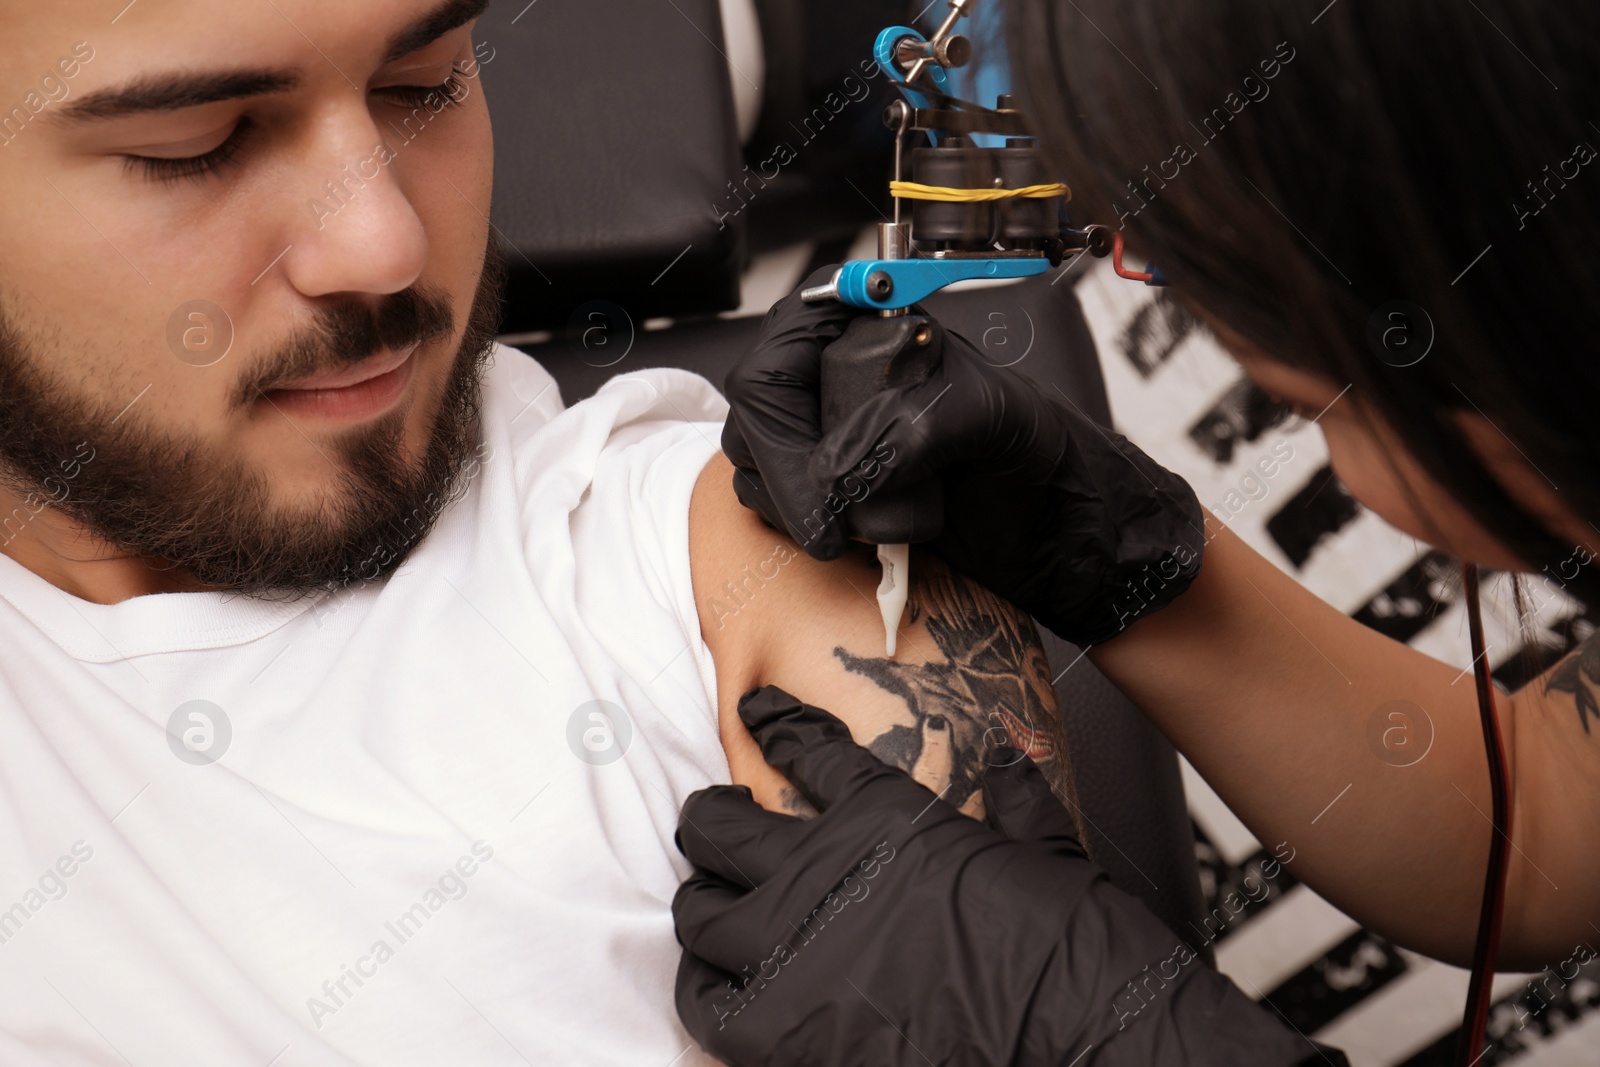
270,341,422,392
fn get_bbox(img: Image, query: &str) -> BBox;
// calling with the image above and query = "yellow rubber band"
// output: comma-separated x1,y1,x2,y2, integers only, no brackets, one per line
888,180,1071,203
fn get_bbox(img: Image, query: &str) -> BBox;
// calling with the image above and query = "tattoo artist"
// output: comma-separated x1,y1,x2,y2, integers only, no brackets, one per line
671,2,1597,1064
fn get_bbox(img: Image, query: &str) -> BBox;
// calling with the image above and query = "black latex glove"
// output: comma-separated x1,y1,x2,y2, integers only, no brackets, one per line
721,268,1206,646
672,686,1343,1067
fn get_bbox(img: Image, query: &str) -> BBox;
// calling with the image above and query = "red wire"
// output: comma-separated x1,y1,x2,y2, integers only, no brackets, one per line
1457,563,1512,1066
1110,231,1155,283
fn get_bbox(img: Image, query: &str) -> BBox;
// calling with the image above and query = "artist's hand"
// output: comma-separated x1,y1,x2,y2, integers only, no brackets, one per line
721,267,1206,646
672,686,1331,1067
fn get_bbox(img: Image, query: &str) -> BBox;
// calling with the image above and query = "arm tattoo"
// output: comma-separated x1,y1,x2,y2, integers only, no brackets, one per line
778,785,819,819
833,559,1082,830
1543,630,1600,734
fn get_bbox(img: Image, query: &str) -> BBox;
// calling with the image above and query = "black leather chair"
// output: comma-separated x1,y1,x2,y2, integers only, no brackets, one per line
479,0,1210,962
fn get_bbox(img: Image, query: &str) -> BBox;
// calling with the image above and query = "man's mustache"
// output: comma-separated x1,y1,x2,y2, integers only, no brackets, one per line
229,286,456,411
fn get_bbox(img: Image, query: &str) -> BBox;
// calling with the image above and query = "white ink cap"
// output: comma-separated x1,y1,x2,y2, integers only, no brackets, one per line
876,542,910,657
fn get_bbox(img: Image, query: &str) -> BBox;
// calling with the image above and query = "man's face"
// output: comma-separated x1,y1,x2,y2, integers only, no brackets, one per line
0,0,500,597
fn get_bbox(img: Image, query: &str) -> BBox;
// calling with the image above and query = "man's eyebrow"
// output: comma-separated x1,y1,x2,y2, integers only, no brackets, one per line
46,0,489,127
50,71,300,125
384,0,492,63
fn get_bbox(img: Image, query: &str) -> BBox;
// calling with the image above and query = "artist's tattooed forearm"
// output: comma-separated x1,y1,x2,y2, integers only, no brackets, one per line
834,560,1080,824
1543,630,1600,734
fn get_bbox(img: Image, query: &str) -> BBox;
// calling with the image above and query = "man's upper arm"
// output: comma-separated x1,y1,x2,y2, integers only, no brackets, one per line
689,453,1078,822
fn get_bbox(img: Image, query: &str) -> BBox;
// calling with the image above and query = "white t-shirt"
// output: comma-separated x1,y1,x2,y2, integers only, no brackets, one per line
0,345,732,1066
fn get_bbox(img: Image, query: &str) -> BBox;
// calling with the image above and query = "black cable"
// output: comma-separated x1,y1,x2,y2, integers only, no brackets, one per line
1456,563,1513,1066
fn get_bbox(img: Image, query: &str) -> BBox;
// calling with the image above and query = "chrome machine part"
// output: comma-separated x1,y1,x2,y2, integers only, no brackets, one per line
901,0,975,86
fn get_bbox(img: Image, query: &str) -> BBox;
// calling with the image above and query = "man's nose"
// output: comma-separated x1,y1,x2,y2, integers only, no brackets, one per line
280,111,428,300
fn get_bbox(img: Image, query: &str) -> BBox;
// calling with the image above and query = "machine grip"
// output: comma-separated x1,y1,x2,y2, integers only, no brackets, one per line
818,315,946,544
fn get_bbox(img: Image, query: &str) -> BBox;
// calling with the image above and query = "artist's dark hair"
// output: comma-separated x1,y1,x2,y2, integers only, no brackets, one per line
1005,0,1600,607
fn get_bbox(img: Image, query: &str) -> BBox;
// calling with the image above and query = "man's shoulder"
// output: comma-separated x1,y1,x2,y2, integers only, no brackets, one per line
481,349,730,542
483,345,730,448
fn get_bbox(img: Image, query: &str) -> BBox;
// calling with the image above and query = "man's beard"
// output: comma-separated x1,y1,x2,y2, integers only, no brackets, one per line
0,238,508,600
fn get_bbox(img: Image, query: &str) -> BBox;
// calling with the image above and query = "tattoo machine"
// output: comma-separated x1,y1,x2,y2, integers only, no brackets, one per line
802,0,1166,657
